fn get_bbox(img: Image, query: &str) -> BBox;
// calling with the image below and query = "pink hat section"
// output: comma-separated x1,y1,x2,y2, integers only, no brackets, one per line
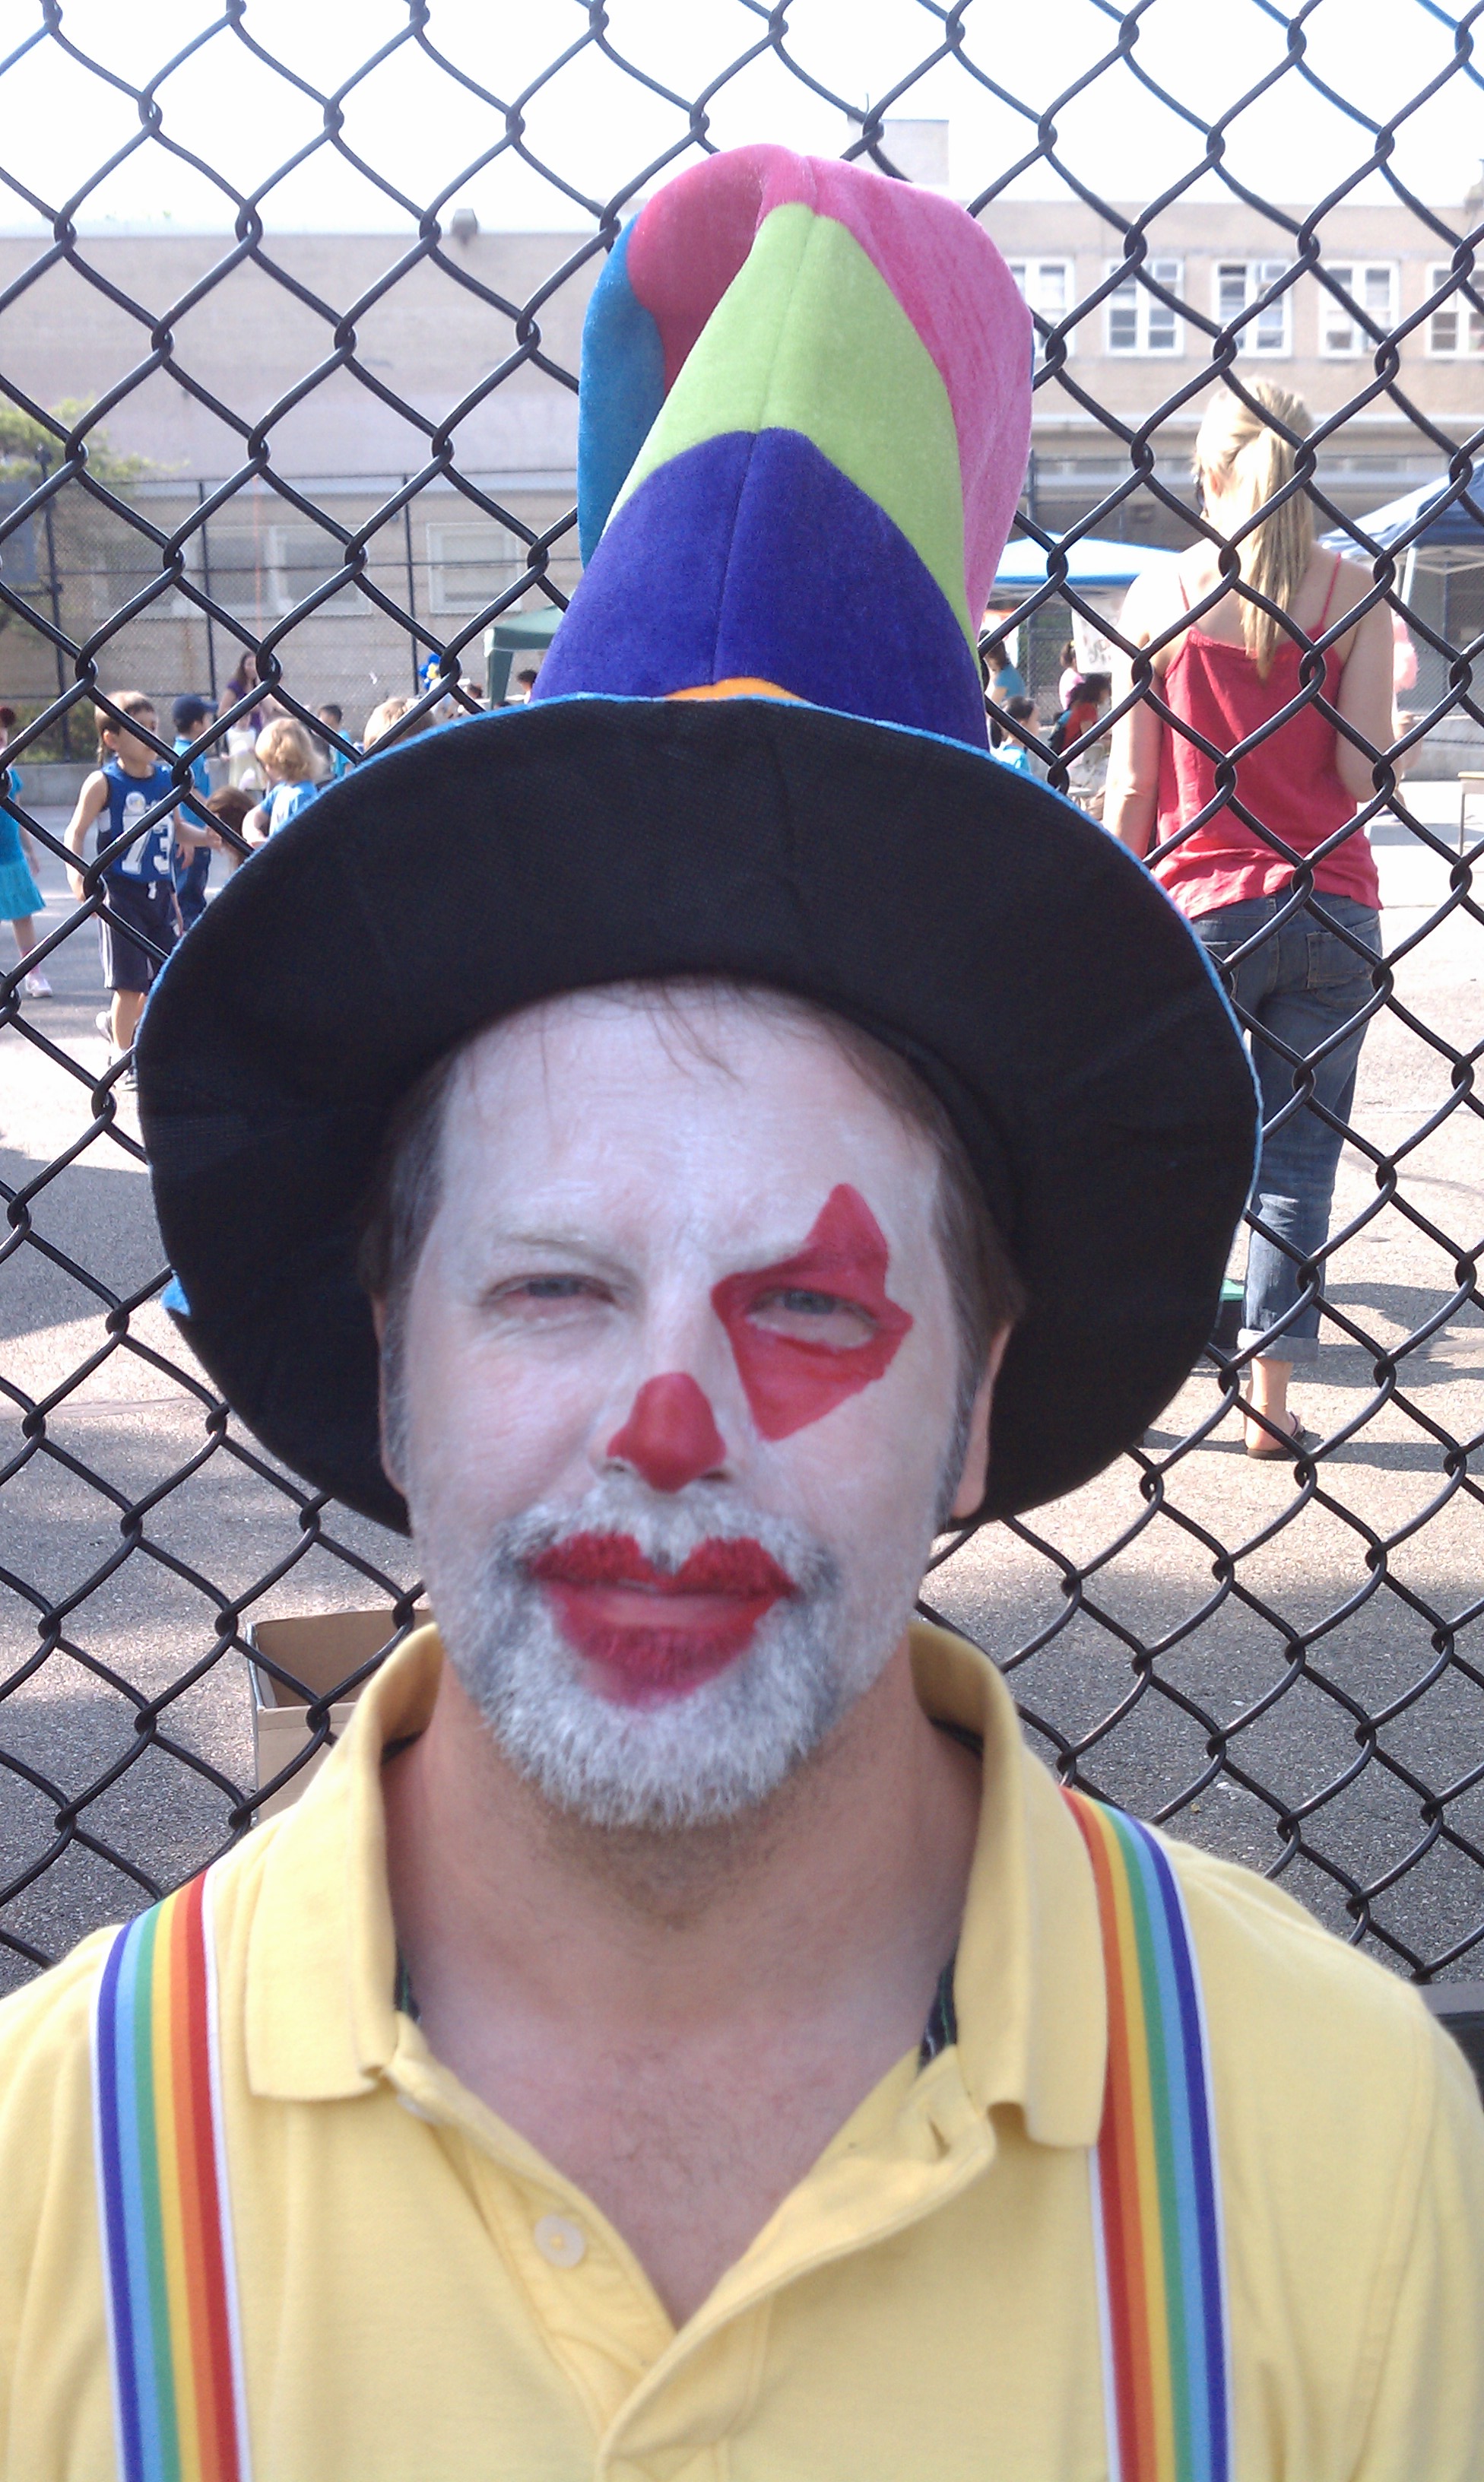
626,145,1032,623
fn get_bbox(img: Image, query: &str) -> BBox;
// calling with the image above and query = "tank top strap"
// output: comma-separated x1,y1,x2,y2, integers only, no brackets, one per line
1318,551,1343,628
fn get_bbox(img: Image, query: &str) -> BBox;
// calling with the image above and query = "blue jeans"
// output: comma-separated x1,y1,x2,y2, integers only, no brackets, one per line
1192,893,1381,1363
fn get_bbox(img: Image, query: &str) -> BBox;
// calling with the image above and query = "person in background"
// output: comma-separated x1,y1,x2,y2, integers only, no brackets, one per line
220,649,279,786
1104,379,1394,1458
314,702,354,782
1050,671,1110,755
988,693,1040,777
170,694,217,932
363,693,416,750
1057,638,1086,709
243,719,322,845
204,783,255,874
1055,674,1111,817
982,633,1026,704
63,693,214,1071
0,703,49,998
510,666,540,704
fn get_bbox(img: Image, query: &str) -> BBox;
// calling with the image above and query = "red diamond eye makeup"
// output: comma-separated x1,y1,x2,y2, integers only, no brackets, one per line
710,1184,914,1441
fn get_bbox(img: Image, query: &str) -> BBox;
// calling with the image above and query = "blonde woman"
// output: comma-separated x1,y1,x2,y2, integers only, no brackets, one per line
1105,382,1394,1455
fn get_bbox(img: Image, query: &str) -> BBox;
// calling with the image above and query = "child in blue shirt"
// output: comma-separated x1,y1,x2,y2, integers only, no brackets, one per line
244,719,322,844
63,692,216,1066
0,702,48,998
315,703,353,782
990,694,1041,778
170,693,216,930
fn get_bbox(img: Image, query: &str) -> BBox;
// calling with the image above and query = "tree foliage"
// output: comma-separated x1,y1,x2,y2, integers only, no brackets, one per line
0,398,156,488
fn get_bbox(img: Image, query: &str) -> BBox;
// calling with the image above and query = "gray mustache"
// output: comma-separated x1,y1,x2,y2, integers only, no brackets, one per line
488,1471,838,1598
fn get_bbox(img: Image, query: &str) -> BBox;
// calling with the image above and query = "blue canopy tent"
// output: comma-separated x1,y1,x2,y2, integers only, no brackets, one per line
988,535,1178,699
992,533,1179,592
1321,478,1484,570
1321,478,1484,722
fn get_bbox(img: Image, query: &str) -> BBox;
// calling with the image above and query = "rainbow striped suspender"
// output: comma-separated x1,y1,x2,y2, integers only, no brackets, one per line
1065,1789,1232,2482
91,1870,252,2482
88,1813,1227,2482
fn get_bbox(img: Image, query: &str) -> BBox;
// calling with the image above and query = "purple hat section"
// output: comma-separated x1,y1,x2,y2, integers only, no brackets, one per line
535,426,988,748
621,146,1032,621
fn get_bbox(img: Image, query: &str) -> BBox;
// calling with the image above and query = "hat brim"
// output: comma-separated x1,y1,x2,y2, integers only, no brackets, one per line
137,697,1256,1531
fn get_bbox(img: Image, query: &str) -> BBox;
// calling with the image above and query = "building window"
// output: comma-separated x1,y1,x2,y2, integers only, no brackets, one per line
1009,259,1075,359
1319,262,1397,356
1105,259,1183,354
1215,260,1290,355
266,525,348,616
426,521,522,614
1427,262,1484,357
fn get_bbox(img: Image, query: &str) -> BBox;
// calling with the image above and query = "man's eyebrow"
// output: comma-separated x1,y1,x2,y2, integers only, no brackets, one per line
465,1228,634,1278
721,1228,889,1284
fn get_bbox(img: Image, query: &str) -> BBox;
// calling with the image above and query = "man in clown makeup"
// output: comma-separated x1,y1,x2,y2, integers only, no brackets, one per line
2,149,1482,2482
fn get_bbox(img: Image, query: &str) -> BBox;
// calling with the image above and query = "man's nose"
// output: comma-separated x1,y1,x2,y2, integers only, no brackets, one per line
605,1373,728,1493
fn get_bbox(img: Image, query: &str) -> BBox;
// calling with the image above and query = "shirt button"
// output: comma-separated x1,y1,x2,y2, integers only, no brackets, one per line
533,2212,587,2269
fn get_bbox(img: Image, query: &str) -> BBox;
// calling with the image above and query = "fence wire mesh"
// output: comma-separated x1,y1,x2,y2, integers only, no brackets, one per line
1,0,1482,1989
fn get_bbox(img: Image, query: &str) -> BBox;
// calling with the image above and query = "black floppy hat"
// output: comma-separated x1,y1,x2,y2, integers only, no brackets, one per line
137,147,1257,1529
138,693,1255,1531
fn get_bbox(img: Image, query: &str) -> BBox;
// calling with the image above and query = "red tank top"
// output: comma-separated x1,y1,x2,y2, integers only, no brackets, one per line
1152,554,1380,919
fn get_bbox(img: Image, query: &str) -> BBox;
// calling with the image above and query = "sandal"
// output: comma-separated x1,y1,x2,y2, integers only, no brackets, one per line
1245,1410,1314,1461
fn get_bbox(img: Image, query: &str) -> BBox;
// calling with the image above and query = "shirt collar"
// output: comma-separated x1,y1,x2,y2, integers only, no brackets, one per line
246,1620,1105,2147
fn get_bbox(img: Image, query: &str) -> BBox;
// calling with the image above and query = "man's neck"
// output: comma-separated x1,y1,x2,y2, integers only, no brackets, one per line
381,1638,982,2321
385,1640,981,2033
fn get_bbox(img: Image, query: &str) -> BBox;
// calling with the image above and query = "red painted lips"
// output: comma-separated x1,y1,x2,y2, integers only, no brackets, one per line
530,1531,795,1702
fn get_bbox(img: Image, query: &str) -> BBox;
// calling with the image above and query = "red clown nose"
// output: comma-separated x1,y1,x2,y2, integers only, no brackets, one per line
606,1373,727,1493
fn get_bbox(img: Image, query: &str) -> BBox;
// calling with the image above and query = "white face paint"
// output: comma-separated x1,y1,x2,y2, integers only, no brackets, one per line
394,986,971,1830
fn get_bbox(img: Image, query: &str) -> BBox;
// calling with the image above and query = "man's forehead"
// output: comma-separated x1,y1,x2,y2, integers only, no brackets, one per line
439,984,940,1230
455,985,916,1127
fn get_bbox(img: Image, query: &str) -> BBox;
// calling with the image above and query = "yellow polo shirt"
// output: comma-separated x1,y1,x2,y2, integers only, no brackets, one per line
2,1622,1482,2480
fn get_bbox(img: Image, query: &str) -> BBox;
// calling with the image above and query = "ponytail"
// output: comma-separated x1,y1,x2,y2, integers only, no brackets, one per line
1194,381,1314,678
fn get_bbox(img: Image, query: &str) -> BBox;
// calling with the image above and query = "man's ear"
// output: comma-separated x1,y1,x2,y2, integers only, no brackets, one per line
947,1325,1013,1523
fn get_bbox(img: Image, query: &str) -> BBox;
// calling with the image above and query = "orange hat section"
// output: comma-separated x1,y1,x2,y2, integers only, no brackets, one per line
666,678,801,703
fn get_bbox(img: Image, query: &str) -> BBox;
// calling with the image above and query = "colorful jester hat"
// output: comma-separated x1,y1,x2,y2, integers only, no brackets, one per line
137,142,1257,1535
531,144,1032,744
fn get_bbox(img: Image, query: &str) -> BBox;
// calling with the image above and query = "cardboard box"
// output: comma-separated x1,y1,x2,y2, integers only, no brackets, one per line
249,1608,427,1817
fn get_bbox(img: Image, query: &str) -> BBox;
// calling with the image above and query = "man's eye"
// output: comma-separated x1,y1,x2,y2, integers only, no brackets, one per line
745,1288,877,1349
493,1274,606,1311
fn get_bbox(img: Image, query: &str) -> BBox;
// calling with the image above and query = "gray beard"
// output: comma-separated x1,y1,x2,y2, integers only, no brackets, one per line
410,1471,930,1832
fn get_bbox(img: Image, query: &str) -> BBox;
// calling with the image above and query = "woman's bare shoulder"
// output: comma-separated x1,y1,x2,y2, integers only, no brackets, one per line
1324,550,1381,623
1118,560,1192,643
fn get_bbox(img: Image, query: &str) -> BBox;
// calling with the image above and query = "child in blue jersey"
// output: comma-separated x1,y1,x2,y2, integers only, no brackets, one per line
170,693,217,931
0,703,49,998
63,693,216,1066
989,694,1041,778
315,703,353,782
243,718,321,845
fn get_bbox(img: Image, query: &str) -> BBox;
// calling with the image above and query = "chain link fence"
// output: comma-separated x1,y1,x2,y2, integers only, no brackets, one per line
2,1,1482,1992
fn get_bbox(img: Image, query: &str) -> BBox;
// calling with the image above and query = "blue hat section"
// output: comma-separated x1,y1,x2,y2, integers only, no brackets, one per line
576,221,667,564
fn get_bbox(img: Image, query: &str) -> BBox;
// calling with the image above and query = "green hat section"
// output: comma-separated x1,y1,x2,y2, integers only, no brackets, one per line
608,202,975,646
